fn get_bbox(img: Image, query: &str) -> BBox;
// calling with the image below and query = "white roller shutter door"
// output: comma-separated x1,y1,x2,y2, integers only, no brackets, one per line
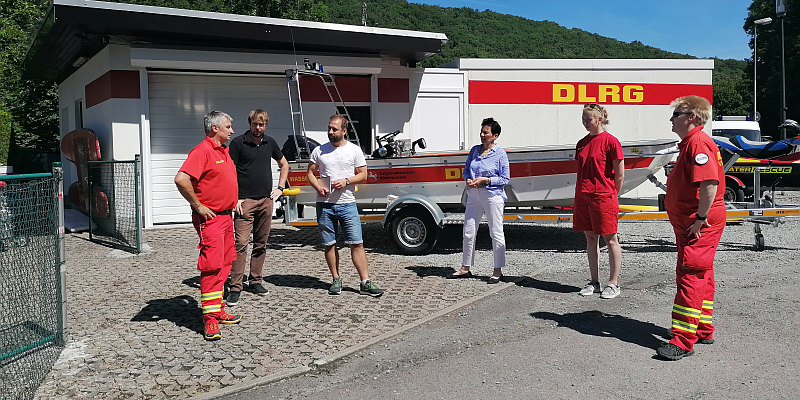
148,73,291,224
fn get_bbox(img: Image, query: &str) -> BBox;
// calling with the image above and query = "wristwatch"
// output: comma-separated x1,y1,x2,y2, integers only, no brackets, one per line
345,178,351,185
277,186,285,191
696,214,707,221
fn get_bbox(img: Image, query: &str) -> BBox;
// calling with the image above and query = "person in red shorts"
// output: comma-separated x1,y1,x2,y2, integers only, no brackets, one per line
174,110,243,341
657,95,725,361
573,104,625,299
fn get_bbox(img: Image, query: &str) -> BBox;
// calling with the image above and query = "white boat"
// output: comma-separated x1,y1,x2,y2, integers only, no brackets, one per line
286,139,677,210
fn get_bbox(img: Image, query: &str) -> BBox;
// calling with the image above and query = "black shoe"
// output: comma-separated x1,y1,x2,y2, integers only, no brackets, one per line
698,338,715,345
487,275,504,284
225,291,241,306
248,282,269,296
656,343,694,360
446,271,473,279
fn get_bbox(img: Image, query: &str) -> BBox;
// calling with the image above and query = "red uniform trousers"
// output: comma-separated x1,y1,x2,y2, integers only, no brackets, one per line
669,227,722,351
192,212,236,325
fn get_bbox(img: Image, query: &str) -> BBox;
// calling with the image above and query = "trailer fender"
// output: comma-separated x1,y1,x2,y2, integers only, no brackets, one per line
383,194,445,228
725,174,745,189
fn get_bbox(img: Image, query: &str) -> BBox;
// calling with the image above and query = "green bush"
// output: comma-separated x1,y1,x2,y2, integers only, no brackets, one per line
0,103,10,165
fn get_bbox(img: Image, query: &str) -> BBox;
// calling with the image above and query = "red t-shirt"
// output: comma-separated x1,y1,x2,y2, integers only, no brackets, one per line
664,126,726,230
575,131,624,194
179,137,238,211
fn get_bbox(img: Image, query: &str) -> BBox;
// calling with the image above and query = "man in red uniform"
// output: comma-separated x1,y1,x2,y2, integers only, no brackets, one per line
175,110,242,341
658,95,725,360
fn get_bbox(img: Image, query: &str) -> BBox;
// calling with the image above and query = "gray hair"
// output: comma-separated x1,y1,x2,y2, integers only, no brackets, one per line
204,111,232,134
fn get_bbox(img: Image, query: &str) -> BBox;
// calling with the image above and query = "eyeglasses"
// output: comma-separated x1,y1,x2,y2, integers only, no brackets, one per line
671,111,693,118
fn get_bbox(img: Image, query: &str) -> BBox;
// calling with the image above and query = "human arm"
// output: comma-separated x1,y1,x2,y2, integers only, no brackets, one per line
332,165,367,190
464,147,477,187
686,179,717,238
271,156,290,199
174,171,216,220
306,162,329,197
612,158,625,193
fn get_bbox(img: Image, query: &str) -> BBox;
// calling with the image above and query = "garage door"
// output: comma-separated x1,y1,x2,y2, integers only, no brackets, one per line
148,73,292,224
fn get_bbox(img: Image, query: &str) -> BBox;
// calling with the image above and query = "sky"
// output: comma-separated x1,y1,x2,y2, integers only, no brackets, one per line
410,0,756,60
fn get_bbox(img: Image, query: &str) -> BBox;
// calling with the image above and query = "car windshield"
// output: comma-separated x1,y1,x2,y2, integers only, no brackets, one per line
711,129,761,142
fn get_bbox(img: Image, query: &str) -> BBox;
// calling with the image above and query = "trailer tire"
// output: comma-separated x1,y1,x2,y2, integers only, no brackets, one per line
724,185,744,203
389,206,438,255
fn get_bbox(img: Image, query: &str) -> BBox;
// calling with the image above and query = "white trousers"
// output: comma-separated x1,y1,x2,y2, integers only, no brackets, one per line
462,187,506,269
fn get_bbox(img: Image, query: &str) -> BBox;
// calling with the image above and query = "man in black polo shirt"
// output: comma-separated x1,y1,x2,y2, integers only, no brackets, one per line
227,109,289,306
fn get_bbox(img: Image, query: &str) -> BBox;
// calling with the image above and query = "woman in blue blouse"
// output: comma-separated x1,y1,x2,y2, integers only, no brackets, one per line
448,118,510,283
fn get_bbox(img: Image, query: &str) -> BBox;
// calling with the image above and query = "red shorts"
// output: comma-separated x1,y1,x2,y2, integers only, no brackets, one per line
192,212,236,272
674,227,723,270
573,191,619,235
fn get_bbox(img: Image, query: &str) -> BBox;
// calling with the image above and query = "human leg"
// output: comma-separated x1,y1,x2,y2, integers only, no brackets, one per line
584,231,601,282
603,233,621,285
230,200,255,293
248,197,274,288
483,190,505,280
194,213,239,339
458,189,481,275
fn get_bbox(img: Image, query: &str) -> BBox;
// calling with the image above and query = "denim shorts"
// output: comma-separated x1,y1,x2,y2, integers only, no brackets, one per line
316,202,363,246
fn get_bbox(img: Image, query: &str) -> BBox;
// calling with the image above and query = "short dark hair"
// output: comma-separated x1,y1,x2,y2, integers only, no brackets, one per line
481,117,501,135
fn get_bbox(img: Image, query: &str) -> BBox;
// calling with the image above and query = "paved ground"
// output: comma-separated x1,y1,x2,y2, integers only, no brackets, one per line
30,193,800,399
32,222,502,399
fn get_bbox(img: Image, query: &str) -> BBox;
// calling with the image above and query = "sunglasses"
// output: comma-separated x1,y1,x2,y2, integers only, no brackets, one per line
672,111,693,118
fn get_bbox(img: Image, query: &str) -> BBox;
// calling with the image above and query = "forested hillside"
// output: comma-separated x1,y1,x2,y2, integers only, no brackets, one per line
0,0,753,168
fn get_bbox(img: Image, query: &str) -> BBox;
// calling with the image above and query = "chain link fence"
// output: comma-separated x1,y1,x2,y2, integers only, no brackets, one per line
0,165,66,400
88,155,141,253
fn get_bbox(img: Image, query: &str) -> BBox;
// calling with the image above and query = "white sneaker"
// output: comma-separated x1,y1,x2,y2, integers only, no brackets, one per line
579,281,601,296
600,283,621,299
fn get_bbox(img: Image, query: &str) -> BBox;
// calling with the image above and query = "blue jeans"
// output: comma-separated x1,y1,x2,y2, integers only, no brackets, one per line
316,202,363,246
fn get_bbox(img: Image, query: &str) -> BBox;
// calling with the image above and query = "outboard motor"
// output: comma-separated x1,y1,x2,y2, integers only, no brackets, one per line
779,119,800,138
282,135,321,161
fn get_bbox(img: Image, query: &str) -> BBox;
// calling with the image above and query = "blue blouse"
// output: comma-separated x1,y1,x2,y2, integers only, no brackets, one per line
464,144,510,200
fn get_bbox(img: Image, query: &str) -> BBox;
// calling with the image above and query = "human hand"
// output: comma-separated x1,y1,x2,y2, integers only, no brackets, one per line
686,219,710,238
316,186,330,197
332,178,347,191
234,200,244,215
270,188,282,200
195,204,216,221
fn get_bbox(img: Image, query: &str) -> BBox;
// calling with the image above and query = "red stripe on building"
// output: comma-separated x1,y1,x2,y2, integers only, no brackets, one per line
288,157,654,186
469,81,713,105
85,70,140,108
299,76,371,102
378,78,409,103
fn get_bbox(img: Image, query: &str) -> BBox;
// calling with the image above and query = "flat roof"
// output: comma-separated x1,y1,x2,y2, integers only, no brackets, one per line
441,58,715,70
23,0,448,82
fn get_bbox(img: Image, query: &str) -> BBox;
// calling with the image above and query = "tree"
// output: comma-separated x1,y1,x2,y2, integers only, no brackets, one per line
745,0,799,138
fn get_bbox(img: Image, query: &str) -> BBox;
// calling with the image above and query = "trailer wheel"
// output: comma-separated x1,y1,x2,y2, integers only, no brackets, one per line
389,206,438,255
755,233,765,251
724,185,744,202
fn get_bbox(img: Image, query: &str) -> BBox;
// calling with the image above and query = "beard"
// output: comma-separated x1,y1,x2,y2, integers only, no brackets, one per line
329,134,343,143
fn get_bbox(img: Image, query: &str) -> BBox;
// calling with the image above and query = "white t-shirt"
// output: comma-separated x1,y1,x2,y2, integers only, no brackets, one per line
309,141,366,204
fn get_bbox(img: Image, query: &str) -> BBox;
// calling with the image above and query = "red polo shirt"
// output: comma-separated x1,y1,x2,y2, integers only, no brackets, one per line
575,131,623,194
179,136,238,211
664,126,726,230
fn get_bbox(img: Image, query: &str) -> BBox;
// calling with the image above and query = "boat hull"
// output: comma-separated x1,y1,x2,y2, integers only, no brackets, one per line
286,139,677,209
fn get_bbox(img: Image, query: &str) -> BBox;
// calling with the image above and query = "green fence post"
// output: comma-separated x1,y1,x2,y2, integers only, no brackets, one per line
53,162,66,346
135,154,141,253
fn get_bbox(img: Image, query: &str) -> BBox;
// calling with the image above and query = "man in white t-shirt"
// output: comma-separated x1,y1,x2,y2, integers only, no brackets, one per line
306,115,384,297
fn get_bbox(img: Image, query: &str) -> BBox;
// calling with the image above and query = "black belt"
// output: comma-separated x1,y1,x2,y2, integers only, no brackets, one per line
193,208,232,215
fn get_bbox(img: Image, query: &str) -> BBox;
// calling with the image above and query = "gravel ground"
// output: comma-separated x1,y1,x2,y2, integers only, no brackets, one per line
363,192,800,283
228,192,800,400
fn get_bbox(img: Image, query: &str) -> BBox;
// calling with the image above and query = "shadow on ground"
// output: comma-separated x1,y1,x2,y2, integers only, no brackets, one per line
531,310,668,350
131,295,203,335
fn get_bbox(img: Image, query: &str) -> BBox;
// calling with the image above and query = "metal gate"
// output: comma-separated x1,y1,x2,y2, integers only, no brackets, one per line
0,164,66,400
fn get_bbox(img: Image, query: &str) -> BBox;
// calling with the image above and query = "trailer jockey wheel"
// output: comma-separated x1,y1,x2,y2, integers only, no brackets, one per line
755,233,765,251
389,206,438,255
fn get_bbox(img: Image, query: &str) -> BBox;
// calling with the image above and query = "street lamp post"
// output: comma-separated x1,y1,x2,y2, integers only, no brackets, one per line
777,0,787,139
754,17,773,121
